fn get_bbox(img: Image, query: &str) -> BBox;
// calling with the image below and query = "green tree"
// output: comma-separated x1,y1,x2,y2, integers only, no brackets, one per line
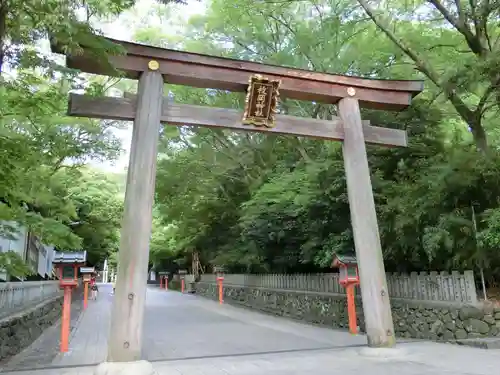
0,0,140,275
60,168,123,267
0,0,134,74
0,70,122,248
0,251,32,279
355,0,500,151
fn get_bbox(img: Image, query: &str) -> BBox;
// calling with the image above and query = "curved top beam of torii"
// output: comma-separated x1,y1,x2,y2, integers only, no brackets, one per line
51,36,423,111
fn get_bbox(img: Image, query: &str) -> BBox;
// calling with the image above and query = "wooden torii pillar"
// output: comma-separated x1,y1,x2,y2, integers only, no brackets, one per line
51,36,422,371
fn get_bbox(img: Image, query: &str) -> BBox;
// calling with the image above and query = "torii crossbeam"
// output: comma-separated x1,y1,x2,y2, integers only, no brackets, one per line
51,36,423,372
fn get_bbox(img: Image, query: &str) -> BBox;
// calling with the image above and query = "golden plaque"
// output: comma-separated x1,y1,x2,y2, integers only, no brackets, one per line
242,74,281,128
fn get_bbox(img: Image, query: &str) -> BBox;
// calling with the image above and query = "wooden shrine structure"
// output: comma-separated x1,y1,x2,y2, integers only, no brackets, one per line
51,36,423,363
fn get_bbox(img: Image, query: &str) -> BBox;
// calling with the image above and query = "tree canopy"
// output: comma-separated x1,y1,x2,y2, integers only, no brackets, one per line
0,0,131,275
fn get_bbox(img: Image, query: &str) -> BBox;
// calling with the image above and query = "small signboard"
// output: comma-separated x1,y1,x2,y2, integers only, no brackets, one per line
80,267,95,274
242,74,280,128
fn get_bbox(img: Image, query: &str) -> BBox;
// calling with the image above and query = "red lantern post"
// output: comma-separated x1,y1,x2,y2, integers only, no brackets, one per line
158,272,169,291
214,266,225,304
179,270,187,293
80,267,95,310
332,254,360,334
53,251,87,352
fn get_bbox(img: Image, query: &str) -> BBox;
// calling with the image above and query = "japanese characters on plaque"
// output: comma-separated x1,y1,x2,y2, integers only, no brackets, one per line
242,74,281,128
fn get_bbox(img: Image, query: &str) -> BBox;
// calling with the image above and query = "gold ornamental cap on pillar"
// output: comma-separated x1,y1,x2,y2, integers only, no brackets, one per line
148,60,159,71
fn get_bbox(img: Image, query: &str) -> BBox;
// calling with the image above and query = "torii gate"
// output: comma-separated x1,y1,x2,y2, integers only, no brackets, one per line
52,37,422,372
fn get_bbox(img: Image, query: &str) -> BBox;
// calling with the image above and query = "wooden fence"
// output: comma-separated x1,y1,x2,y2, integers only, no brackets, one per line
198,271,478,304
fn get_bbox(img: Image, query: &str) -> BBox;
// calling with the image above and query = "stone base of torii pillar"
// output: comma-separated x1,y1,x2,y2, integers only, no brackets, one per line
94,360,157,375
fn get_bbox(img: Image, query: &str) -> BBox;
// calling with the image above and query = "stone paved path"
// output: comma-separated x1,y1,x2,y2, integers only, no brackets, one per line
2,284,500,374
52,284,366,367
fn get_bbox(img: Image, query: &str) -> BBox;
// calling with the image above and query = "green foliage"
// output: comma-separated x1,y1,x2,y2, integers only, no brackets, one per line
355,0,500,152
0,251,33,279
0,70,124,260
0,0,130,276
0,0,135,74
59,169,123,267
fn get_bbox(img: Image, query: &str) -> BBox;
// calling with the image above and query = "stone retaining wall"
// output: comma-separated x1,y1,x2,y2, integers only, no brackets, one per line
0,287,83,363
195,282,500,342
0,296,63,362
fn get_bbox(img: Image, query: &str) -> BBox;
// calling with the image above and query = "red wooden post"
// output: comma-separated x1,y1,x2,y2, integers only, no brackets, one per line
80,267,94,310
217,278,224,304
179,270,187,293
346,284,357,334
83,282,89,310
60,286,72,352
165,277,168,290
214,266,225,304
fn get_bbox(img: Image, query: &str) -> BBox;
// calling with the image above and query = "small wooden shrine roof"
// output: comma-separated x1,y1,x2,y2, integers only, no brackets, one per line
331,253,357,268
53,251,87,264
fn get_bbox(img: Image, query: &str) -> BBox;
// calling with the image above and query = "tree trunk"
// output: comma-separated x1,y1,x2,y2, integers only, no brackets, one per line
471,119,488,153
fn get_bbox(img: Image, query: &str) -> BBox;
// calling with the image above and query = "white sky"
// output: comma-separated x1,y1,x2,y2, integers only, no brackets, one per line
90,0,207,173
